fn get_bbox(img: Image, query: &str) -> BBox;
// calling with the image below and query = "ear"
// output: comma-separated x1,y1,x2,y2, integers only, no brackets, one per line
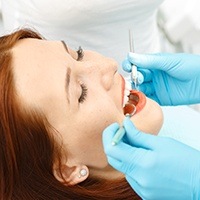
53,164,89,185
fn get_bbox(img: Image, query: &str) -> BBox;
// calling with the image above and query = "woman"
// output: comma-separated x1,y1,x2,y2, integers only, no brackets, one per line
4,0,199,142
0,28,163,199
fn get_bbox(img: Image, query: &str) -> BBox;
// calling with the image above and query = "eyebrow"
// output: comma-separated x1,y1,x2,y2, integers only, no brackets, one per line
61,40,69,53
65,67,71,104
61,41,71,104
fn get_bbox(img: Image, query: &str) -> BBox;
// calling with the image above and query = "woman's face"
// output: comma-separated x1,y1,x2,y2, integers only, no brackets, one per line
12,38,163,177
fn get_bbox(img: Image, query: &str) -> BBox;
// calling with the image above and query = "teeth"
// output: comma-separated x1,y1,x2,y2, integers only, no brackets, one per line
124,89,130,96
123,96,129,107
123,79,131,107
125,78,132,91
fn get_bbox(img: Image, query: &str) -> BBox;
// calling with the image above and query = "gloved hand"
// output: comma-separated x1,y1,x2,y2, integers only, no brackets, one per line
103,117,200,200
122,53,200,105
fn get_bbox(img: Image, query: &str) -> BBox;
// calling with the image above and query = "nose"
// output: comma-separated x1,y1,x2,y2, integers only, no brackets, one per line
80,58,118,90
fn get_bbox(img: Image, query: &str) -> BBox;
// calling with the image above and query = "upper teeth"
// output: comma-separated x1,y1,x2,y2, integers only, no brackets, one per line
123,78,131,107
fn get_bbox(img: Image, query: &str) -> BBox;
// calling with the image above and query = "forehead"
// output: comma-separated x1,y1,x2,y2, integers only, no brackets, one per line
12,38,68,84
11,39,69,106
12,38,67,62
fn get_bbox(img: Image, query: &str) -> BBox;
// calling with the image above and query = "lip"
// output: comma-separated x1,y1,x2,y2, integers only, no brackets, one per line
126,90,146,114
120,75,146,115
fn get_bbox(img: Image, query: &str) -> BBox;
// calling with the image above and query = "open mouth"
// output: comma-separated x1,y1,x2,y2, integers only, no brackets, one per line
121,75,146,117
123,90,146,116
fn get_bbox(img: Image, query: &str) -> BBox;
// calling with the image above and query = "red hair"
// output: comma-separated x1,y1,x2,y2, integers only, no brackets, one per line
0,29,141,200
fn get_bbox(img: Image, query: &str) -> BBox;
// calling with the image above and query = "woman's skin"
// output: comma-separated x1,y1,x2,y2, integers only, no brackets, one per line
12,38,163,185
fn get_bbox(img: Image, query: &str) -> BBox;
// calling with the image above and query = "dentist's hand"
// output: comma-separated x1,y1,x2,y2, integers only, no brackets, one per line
122,53,200,105
103,118,200,200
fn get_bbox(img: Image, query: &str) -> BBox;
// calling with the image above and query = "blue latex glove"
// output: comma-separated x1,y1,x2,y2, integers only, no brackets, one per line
122,53,200,106
103,117,200,200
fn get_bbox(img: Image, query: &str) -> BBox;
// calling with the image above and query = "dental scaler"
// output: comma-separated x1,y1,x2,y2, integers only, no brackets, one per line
129,29,138,90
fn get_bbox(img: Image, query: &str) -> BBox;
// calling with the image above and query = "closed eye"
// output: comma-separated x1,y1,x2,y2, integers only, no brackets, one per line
79,83,87,103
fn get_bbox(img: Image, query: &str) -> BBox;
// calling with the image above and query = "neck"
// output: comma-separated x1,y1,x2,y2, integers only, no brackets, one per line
89,164,124,180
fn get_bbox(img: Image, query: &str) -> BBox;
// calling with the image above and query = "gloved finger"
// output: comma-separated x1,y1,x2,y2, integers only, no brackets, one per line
107,156,122,171
104,135,137,161
102,122,134,161
122,60,145,85
139,82,155,96
105,141,150,177
122,58,132,72
102,122,120,142
138,68,152,83
136,71,144,85
128,52,174,71
103,129,152,168
123,117,157,149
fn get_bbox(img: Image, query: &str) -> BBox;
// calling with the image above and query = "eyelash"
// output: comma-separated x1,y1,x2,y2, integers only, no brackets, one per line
76,46,84,61
79,83,88,103
76,46,86,103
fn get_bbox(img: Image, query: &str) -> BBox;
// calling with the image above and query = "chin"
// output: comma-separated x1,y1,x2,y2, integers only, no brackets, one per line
130,97,163,135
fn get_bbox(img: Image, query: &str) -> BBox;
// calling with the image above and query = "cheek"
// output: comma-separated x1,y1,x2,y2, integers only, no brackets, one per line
66,119,109,168
70,99,123,166
83,97,123,130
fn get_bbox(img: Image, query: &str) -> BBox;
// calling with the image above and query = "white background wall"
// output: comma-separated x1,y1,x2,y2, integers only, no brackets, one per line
158,0,200,54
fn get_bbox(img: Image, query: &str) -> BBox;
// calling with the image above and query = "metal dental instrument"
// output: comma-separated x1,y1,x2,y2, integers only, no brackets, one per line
129,29,138,90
